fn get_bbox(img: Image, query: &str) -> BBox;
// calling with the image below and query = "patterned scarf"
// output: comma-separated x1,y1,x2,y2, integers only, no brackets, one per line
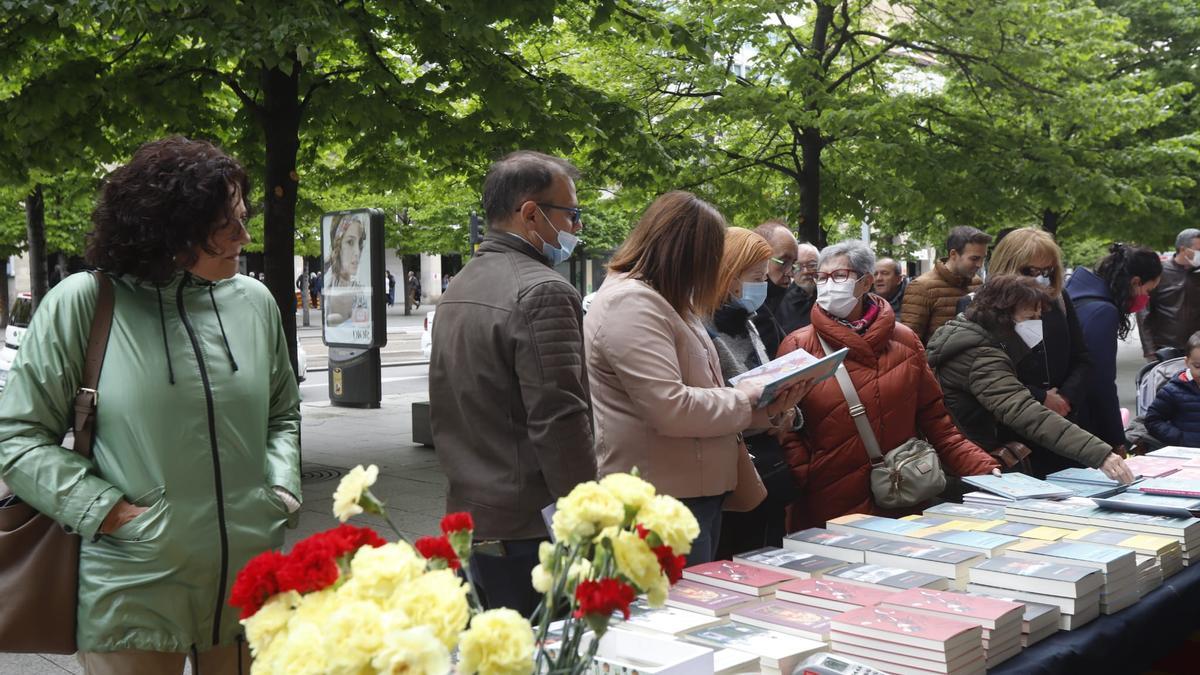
833,298,880,334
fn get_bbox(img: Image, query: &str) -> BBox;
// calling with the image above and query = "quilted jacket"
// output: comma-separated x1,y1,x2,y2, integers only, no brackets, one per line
899,260,981,343
1145,372,1200,447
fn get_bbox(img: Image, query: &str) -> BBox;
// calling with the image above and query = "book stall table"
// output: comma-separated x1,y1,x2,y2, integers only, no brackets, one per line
989,552,1200,674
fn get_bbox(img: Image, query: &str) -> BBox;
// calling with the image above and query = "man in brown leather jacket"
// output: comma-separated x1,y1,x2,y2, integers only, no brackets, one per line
429,151,596,616
1139,228,1200,359
900,226,990,343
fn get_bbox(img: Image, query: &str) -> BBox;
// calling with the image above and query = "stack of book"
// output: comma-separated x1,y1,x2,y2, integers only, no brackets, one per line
966,555,1103,630
1136,476,1200,500
783,528,891,563
1060,528,1178,592
963,473,1074,502
732,547,846,580
617,598,726,637
826,513,931,543
828,513,1021,557
879,588,1025,668
1003,540,1139,614
681,561,793,597
729,599,837,642
954,594,1061,648
924,517,1074,543
1147,446,1200,460
963,491,1014,507
1093,491,1200,518
922,503,1006,523
682,623,826,675
908,524,1022,558
1045,468,1135,499
864,540,984,590
824,563,950,591
830,605,985,675
775,578,898,613
666,579,759,617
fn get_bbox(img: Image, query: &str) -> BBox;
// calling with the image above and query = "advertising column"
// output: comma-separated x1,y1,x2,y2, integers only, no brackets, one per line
321,208,387,407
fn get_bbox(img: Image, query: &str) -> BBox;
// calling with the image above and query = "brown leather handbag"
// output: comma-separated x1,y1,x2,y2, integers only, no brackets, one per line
0,271,114,653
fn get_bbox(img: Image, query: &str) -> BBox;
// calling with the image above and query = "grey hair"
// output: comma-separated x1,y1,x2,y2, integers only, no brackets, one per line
877,256,902,275
481,150,580,224
819,239,876,278
1176,228,1200,251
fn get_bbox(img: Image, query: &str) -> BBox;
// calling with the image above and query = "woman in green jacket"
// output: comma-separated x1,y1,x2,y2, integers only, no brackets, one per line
926,274,1132,483
0,137,301,674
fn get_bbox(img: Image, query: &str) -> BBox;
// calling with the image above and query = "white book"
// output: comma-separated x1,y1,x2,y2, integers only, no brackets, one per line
966,583,1099,615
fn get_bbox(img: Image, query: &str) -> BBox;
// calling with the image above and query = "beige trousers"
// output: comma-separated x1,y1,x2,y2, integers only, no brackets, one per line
77,641,251,675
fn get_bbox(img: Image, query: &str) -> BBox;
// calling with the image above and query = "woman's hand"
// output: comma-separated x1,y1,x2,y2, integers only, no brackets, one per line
734,380,765,408
766,379,814,419
100,499,149,535
1099,453,1135,485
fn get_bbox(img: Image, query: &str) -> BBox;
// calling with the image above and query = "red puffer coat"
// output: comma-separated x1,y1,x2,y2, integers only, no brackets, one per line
779,296,999,532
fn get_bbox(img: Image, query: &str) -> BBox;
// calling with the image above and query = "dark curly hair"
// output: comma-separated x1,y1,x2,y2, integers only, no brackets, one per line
965,274,1054,334
1093,243,1163,340
86,136,251,282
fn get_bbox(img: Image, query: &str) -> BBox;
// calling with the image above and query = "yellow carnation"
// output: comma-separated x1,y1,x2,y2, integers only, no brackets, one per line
340,541,426,602
264,619,327,675
646,574,669,608
323,599,384,673
635,495,700,555
371,624,450,675
390,569,470,649
457,608,535,675
332,464,379,521
531,564,554,594
242,591,299,658
553,481,625,543
600,472,656,511
604,527,662,592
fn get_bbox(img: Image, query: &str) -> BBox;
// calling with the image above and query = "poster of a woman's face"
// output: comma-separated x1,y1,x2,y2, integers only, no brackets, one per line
322,211,373,346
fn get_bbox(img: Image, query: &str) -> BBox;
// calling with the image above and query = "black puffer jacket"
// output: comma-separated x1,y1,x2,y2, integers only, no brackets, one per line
926,315,1113,476
1145,373,1200,447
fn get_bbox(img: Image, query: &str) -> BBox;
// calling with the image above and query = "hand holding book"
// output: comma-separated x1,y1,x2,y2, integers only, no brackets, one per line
1100,453,1135,485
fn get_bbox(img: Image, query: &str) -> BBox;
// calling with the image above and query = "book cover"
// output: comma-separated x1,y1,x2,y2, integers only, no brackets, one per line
1136,477,1200,500
882,588,1023,626
923,503,1006,522
916,528,1019,551
963,473,1073,500
1007,540,1134,566
1093,508,1199,530
832,605,981,645
826,564,948,590
666,580,758,614
1124,455,1186,479
729,346,849,409
1046,467,1136,487
1063,528,1177,555
1094,492,1200,518
683,622,826,659
1044,478,1125,499
867,540,980,565
974,556,1101,583
1006,497,1099,517
620,599,724,636
729,600,837,638
777,578,898,608
734,547,844,576
785,528,889,551
975,521,1073,541
1148,446,1200,460
828,513,927,536
682,561,793,592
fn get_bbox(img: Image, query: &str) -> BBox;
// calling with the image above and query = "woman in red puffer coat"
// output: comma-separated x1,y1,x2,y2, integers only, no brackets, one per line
779,240,999,532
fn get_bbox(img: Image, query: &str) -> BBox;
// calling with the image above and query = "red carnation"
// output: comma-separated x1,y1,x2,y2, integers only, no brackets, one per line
652,545,686,584
574,578,637,620
323,523,387,558
415,535,461,570
275,536,341,594
440,512,474,535
635,524,651,540
229,550,286,619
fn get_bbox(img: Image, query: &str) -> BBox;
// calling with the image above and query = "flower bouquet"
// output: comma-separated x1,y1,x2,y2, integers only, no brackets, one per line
230,465,698,674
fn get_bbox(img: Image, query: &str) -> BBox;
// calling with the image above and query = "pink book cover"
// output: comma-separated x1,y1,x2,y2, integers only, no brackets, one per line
683,561,793,589
778,578,897,608
833,605,979,644
731,600,838,635
882,588,1023,625
667,580,757,612
1124,456,1186,479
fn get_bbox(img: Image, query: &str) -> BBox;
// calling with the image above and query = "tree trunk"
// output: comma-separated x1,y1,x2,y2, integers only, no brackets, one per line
261,62,303,377
1041,208,1061,236
798,129,826,248
24,184,48,312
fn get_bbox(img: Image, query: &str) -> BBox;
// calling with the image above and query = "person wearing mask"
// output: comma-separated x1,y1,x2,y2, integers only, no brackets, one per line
900,226,990,343
984,228,1095,474
429,150,596,616
1138,228,1200,359
0,137,301,674
875,257,908,315
775,242,820,337
585,193,808,565
708,228,806,558
750,220,798,357
1145,332,1200,447
1065,244,1163,449
778,240,998,532
927,275,1134,483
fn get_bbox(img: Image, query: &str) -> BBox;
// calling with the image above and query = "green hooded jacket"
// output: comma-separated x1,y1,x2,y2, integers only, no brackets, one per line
925,315,1110,469
0,271,301,653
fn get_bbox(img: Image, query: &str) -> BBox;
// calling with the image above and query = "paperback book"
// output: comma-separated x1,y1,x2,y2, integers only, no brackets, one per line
1093,491,1200,518
681,623,827,674
969,556,1104,597
775,578,899,613
733,547,846,579
783,528,890,563
923,503,1006,522
728,346,849,409
682,561,793,596
1045,467,1141,487
825,563,950,591
666,580,760,616
1135,477,1200,499
962,473,1073,500
619,599,726,637
831,605,983,652
864,541,982,586
880,588,1024,631
728,599,838,641
1123,455,1187,478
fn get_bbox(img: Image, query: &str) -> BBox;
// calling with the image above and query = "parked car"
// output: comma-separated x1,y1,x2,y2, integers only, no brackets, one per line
0,292,33,392
421,309,435,360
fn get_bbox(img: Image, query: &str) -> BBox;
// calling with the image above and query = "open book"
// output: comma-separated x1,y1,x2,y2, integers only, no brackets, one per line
729,346,849,409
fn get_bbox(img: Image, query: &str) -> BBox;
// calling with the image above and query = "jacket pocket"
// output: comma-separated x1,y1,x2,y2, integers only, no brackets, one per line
108,487,169,543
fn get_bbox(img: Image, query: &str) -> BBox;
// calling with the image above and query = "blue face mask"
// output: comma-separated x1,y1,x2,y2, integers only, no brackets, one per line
535,207,578,266
737,281,769,313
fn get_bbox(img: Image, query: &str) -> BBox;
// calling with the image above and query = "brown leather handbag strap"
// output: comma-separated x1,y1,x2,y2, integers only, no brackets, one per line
72,271,115,459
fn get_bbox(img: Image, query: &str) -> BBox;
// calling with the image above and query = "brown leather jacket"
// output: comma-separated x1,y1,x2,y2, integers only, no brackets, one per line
429,233,596,540
1138,258,1200,356
779,298,999,532
899,260,981,343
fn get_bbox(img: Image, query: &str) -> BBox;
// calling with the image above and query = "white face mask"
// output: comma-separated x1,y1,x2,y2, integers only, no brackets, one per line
817,277,862,318
1014,319,1044,348
1190,249,1200,268
1034,274,1052,287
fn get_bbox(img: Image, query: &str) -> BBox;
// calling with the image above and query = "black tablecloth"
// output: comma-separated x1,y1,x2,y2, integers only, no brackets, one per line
990,560,1200,674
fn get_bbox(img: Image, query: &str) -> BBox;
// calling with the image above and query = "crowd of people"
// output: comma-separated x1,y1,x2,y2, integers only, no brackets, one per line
430,149,1200,617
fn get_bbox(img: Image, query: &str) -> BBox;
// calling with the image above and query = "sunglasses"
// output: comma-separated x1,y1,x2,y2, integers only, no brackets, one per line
1020,266,1055,278
537,203,583,225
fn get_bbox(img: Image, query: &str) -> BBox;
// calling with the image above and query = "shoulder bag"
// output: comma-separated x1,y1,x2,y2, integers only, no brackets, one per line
817,335,946,509
0,270,114,653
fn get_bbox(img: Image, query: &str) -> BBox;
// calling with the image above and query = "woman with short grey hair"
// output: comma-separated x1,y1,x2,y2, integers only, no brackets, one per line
777,240,998,531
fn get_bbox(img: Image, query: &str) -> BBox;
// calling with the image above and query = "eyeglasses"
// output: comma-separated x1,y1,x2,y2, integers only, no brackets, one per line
536,203,583,225
814,269,861,284
1019,266,1055,278
770,257,797,272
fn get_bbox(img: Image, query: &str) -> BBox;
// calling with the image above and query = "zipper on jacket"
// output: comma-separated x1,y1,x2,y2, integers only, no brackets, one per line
177,277,232,646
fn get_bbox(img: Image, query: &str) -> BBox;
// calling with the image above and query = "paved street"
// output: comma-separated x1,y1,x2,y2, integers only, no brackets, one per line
2,320,1155,673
